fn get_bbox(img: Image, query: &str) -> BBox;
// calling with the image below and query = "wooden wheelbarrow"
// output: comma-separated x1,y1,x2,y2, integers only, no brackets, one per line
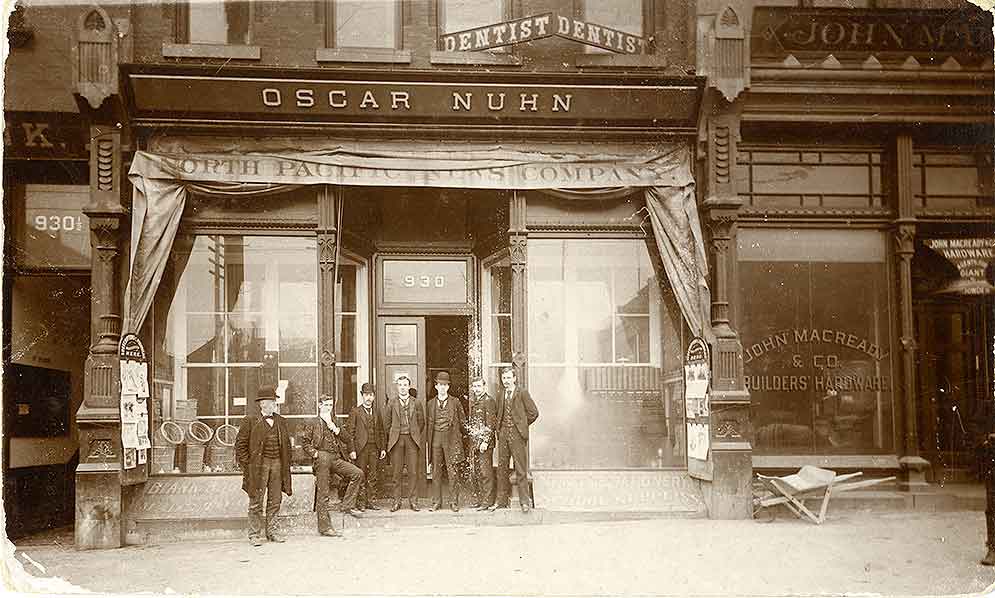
753,465,896,524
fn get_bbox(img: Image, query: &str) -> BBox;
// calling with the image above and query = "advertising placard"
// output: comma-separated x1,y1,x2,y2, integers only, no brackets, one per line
684,337,712,480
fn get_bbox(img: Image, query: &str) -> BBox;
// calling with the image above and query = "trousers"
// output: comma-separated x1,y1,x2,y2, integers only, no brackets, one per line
248,457,283,539
390,433,420,502
315,451,363,532
431,442,461,505
496,426,531,507
470,445,495,507
355,444,380,507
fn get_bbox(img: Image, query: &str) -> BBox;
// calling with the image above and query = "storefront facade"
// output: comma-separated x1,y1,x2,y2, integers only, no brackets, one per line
696,1,994,484
5,0,991,549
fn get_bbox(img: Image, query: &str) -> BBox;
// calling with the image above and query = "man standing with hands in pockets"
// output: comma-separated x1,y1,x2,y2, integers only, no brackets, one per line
466,376,497,510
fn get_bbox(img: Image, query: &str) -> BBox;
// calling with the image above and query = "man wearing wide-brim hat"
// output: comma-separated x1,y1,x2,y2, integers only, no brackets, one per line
235,385,293,546
426,371,467,512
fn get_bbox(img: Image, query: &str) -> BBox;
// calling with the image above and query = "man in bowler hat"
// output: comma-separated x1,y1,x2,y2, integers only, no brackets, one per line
235,385,293,545
348,383,386,510
383,374,426,512
426,371,467,511
301,394,365,537
492,367,539,513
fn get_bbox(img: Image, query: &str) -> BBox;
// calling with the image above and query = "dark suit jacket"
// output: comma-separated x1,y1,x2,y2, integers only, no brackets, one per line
235,414,293,497
466,392,498,446
348,404,385,455
425,397,466,464
299,416,351,462
383,396,426,452
495,387,539,441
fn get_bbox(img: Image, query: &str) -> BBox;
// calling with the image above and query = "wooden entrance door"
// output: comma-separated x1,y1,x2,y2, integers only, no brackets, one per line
915,300,992,481
376,316,426,410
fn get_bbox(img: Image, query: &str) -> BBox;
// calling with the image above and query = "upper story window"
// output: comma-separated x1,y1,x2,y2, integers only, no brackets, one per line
185,0,251,45
327,0,400,49
583,0,649,53
438,0,507,41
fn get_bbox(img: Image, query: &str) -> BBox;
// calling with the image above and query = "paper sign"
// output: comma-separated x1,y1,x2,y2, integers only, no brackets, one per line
233,396,247,407
137,448,147,465
123,448,137,469
122,423,139,450
687,422,710,460
120,394,139,424
276,380,289,404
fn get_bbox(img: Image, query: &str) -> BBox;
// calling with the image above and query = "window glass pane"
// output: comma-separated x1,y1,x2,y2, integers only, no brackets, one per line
336,265,357,312
337,314,357,362
284,418,315,468
189,0,250,45
188,368,225,417
154,235,318,475
527,239,676,469
441,0,503,33
385,324,417,356
737,230,895,456
584,0,643,54
279,366,318,416
334,0,396,48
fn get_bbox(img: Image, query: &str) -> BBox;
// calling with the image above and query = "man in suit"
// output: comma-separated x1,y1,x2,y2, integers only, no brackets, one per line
426,371,466,511
301,394,365,537
348,383,386,511
235,385,293,546
465,376,497,510
383,374,426,512
491,367,539,513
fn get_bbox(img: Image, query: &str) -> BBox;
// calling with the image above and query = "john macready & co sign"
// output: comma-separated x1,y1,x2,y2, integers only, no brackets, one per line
125,71,700,127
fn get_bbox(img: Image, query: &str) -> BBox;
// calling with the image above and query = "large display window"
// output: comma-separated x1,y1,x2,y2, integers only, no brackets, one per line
527,239,682,469
149,235,370,473
737,229,896,455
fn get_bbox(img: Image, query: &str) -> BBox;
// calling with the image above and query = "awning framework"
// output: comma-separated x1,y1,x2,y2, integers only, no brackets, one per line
125,139,711,342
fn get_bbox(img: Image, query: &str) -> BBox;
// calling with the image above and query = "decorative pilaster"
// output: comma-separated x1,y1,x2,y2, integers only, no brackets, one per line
317,186,340,403
701,100,752,519
76,125,127,549
509,191,528,385
893,134,929,489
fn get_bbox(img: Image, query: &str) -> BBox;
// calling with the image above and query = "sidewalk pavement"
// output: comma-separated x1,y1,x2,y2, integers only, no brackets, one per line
4,511,995,597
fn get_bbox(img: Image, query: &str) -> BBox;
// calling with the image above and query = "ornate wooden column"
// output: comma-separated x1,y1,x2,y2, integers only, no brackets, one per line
317,186,341,403
702,102,752,519
509,191,528,385
893,134,929,489
76,125,127,549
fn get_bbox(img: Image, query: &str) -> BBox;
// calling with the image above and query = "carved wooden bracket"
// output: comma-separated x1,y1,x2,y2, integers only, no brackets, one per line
73,5,119,109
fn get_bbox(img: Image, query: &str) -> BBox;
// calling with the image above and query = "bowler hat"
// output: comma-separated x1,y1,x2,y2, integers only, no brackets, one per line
360,382,375,394
255,385,278,401
435,371,451,383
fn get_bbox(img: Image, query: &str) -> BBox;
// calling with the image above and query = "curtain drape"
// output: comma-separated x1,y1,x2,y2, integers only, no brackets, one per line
123,141,711,341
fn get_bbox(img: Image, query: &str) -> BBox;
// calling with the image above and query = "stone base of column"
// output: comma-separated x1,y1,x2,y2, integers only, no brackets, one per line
897,456,931,491
75,467,123,549
707,448,753,519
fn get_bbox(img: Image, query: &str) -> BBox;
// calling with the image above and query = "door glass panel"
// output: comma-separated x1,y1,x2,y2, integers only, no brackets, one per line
385,324,418,356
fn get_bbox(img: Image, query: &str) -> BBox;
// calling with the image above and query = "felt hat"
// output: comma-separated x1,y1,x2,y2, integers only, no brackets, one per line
256,385,278,401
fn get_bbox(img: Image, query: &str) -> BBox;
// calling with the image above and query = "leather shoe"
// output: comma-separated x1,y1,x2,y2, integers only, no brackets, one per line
267,534,286,543
476,504,493,511
409,500,420,512
468,502,481,509
365,503,380,511
390,502,401,512
520,503,531,513
343,508,363,519
320,529,342,537
250,537,264,546
450,503,459,512
428,502,441,512
489,503,510,511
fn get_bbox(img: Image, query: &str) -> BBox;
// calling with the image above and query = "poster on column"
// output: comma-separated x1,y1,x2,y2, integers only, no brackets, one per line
120,333,151,481
684,337,712,481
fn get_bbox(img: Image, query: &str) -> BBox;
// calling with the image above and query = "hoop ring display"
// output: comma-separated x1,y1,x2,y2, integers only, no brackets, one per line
160,421,185,445
215,424,238,447
188,420,213,443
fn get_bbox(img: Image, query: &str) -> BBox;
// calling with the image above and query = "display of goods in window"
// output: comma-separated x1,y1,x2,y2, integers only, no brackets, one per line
208,424,239,473
184,420,213,473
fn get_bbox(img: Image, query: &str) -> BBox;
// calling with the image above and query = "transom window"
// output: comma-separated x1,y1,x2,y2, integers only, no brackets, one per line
184,0,251,45
438,0,507,39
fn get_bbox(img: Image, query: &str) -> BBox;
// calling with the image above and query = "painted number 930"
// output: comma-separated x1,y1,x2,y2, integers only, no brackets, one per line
33,215,83,232
402,275,446,288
